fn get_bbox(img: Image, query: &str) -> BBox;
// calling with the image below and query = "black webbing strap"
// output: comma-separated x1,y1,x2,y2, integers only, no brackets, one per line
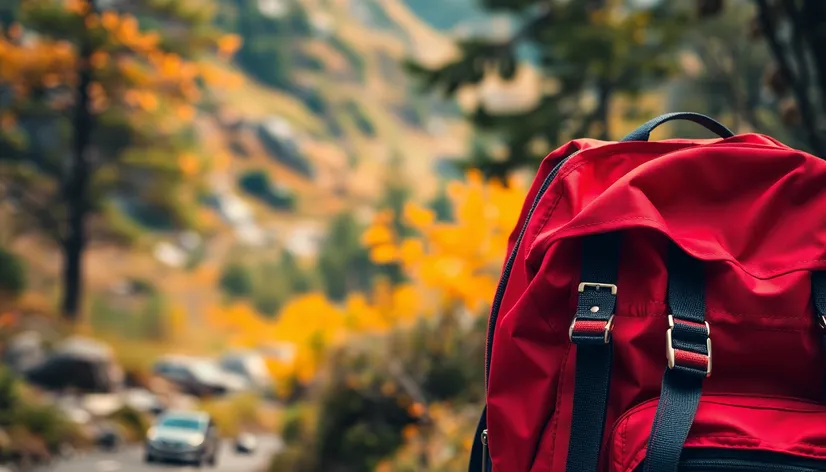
811,271,826,401
467,407,488,472
642,245,709,472
565,232,622,472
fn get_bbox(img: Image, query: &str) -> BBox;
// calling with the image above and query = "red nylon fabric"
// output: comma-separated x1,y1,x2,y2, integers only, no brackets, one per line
485,134,826,471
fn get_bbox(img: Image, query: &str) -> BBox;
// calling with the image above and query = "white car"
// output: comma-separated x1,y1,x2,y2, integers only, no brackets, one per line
144,411,220,467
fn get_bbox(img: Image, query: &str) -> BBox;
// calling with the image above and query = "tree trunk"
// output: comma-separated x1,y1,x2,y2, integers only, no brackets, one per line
61,3,95,321
60,203,86,320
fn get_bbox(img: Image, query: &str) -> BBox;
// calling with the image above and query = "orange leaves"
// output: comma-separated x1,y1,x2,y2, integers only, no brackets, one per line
407,402,426,418
88,81,109,113
124,89,158,111
89,51,109,69
0,37,76,91
64,0,89,15
177,152,200,177
176,104,196,122
100,11,120,30
217,34,243,59
197,61,244,89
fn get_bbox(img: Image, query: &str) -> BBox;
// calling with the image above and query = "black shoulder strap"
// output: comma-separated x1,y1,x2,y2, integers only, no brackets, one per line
468,232,622,472
565,232,622,472
642,245,709,472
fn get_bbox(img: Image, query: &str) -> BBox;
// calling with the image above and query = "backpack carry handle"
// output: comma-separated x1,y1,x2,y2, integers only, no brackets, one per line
621,112,735,142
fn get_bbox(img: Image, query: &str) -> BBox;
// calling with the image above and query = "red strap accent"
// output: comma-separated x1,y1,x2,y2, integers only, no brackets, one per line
674,318,707,331
571,320,607,336
674,349,709,371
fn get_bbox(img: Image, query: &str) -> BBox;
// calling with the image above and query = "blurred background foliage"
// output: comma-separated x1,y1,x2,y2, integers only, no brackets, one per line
1,0,826,470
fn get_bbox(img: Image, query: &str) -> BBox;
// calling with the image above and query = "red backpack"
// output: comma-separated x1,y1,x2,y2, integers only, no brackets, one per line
468,112,826,472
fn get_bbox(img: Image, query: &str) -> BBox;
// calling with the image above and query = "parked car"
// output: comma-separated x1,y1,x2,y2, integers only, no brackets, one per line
234,432,258,454
144,410,219,467
25,336,124,393
219,351,273,392
153,355,248,397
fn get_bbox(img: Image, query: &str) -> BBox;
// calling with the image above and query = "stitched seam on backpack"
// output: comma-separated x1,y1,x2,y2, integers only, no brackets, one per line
525,159,591,254
546,343,572,472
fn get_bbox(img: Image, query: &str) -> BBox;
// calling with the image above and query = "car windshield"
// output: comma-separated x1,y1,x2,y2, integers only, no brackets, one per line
159,416,202,430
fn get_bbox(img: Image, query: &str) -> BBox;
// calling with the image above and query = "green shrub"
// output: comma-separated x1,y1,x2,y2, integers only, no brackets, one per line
109,406,149,442
0,368,83,464
327,35,366,81
0,246,26,297
274,312,487,471
238,170,297,211
219,263,254,298
344,101,376,137
252,292,282,318
251,250,317,317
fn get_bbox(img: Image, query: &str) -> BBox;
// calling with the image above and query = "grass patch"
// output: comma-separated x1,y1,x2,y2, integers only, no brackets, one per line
89,288,168,342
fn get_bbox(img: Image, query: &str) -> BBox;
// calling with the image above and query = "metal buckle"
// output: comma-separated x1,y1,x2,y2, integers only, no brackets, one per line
666,314,712,378
577,282,618,295
568,314,615,344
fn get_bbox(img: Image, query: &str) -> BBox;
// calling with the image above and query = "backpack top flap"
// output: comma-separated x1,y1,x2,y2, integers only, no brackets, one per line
528,134,826,280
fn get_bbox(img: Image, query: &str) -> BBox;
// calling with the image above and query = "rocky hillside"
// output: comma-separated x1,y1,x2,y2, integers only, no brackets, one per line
190,0,483,251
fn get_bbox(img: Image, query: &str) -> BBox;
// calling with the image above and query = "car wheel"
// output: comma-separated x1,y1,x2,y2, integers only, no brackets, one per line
209,453,218,467
144,453,154,463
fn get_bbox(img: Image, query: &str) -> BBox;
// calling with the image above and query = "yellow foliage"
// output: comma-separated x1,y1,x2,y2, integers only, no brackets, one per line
403,202,435,228
205,174,527,395
167,303,188,342
369,243,397,264
178,152,200,177
176,104,196,122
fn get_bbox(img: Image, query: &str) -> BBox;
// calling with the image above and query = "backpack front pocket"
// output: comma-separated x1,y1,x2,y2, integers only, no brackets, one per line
608,394,826,472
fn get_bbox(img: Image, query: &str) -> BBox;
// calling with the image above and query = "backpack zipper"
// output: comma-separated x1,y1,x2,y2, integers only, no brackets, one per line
480,429,488,472
637,448,826,471
484,149,583,391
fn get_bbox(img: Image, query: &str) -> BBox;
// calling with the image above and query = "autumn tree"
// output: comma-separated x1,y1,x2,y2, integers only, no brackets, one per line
406,1,691,180
0,0,242,320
